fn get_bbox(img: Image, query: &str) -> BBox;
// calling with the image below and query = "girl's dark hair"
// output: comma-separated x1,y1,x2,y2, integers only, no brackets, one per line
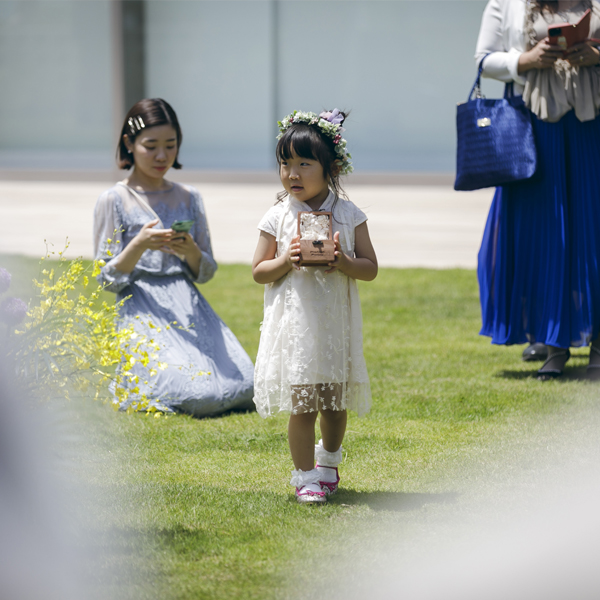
116,98,183,170
275,110,349,205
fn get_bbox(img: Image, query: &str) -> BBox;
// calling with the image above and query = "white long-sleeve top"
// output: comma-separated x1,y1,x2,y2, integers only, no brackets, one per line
475,0,528,91
475,0,600,121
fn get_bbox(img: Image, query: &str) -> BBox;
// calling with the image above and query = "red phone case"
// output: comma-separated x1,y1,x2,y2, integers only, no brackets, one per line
548,8,591,50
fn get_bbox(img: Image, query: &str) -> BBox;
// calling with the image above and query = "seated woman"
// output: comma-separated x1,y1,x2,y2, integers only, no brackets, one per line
93,98,254,416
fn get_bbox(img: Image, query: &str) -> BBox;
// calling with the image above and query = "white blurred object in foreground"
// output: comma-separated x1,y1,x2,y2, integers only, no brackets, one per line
330,414,600,600
0,365,83,600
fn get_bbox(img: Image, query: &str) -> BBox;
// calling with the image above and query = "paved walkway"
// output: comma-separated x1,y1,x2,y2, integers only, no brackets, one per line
0,179,494,268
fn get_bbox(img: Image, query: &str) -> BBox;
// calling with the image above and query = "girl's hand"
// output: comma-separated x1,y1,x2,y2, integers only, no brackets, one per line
325,232,349,274
168,231,202,261
565,40,600,67
518,38,563,73
134,219,173,251
252,231,298,284
287,235,301,270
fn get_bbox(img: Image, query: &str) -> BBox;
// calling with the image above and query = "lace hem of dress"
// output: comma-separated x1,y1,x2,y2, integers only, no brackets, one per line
253,380,371,417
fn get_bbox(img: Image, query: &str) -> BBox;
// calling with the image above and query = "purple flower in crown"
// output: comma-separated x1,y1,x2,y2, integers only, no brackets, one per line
0,268,11,294
0,296,28,325
319,108,344,126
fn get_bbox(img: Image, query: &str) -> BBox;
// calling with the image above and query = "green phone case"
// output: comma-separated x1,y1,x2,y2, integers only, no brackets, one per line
171,220,195,233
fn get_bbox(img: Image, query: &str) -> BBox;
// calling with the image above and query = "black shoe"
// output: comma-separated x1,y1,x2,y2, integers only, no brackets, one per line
587,345,600,379
522,343,548,362
537,349,570,381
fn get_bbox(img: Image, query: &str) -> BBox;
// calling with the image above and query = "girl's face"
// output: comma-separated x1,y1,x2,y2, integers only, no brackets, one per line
124,124,178,181
280,150,330,208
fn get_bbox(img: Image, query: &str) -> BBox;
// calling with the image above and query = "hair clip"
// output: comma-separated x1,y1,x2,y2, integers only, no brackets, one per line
127,116,146,135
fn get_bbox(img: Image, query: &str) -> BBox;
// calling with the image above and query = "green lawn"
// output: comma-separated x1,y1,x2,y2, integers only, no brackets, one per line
2,255,598,599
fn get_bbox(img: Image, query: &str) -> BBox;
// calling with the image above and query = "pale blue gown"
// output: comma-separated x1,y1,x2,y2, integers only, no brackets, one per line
93,181,254,417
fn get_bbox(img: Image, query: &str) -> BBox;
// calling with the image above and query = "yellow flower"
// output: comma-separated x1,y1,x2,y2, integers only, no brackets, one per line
6,248,175,416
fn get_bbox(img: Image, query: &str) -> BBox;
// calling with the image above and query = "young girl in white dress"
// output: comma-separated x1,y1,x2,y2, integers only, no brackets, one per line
252,109,378,503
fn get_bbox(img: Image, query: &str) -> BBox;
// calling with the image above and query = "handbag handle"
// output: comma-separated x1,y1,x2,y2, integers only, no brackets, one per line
468,53,515,101
468,53,491,101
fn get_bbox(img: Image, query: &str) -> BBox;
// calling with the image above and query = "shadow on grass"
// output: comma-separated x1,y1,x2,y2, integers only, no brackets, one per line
496,366,594,382
331,490,458,512
173,404,257,420
496,349,593,382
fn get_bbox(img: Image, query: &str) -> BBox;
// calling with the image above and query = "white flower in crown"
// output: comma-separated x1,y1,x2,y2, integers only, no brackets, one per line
277,108,354,175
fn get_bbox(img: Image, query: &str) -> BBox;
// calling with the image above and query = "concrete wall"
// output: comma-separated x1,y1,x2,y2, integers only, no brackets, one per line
0,0,114,169
0,0,505,173
276,0,503,172
145,0,274,170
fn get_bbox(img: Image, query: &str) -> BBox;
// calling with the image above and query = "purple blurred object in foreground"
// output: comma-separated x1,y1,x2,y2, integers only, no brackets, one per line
0,268,11,295
0,297,28,325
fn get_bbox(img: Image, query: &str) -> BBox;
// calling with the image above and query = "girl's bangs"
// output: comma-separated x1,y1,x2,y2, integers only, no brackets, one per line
277,126,320,162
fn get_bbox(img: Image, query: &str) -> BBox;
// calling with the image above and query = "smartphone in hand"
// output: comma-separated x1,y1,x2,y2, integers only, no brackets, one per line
171,220,195,240
548,8,591,51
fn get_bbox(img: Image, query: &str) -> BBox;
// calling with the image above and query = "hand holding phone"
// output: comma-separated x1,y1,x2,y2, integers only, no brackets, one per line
171,220,195,240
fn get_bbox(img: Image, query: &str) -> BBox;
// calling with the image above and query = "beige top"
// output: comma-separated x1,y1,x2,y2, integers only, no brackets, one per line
523,0,600,122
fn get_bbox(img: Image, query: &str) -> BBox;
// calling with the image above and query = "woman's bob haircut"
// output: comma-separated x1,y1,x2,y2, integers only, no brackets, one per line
116,98,183,170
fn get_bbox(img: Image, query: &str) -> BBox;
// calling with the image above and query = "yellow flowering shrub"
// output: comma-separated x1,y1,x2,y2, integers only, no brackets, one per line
6,250,169,415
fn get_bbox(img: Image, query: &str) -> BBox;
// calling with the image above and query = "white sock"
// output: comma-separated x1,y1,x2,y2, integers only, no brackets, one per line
315,439,342,482
301,482,323,494
290,468,321,489
316,465,338,483
314,439,342,466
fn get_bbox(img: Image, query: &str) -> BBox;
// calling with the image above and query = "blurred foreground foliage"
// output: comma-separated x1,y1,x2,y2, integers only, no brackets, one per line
2,247,168,414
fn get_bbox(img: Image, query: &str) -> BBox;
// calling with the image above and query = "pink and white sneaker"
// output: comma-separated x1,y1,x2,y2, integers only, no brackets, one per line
316,464,340,495
295,482,327,504
291,469,327,504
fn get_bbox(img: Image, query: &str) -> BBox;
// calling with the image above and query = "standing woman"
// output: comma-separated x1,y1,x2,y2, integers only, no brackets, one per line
476,0,600,379
93,98,254,415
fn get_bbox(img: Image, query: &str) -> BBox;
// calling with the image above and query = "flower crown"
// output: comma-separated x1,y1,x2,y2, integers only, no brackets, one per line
277,108,353,175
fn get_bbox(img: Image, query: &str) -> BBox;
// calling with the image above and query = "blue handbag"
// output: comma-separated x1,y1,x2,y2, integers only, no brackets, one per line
454,55,537,191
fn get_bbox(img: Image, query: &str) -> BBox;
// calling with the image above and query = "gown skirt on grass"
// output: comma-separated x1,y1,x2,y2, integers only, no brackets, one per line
93,182,254,417
478,110,600,348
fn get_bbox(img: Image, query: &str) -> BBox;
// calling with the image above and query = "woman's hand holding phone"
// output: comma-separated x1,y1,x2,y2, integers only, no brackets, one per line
518,38,564,74
168,231,199,258
113,219,174,274
135,219,174,251
565,40,600,67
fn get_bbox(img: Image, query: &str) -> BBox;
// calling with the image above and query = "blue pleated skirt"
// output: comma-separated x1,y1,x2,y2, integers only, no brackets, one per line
478,110,600,348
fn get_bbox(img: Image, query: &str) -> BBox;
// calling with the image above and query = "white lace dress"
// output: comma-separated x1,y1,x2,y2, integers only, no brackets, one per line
253,191,372,418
